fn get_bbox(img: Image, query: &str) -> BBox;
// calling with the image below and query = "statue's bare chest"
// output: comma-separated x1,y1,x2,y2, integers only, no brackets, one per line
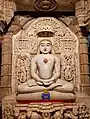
36,55,55,68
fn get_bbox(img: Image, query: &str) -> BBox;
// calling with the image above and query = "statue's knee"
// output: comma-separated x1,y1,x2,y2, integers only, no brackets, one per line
69,83,74,91
18,85,21,92
64,83,74,92
18,85,24,92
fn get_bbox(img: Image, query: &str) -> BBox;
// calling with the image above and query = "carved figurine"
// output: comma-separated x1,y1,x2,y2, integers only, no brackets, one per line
53,110,63,119
17,39,75,100
42,112,51,119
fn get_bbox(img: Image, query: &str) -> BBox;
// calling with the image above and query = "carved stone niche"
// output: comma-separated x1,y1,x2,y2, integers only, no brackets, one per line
2,17,90,118
12,17,80,92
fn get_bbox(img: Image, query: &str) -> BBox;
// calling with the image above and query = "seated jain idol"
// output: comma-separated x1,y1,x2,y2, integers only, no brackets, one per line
17,39,75,101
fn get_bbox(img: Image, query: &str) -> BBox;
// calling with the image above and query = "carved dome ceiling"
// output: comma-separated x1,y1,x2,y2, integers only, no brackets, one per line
15,0,76,12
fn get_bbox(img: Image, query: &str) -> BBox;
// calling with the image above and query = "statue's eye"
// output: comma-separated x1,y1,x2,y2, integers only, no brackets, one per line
47,43,50,46
40,44,44,47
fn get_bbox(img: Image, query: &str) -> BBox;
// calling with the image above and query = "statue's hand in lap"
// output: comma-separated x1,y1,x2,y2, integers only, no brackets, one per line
43,79,57,86
37,81,44,86
37,79,54,86
27,79,44,87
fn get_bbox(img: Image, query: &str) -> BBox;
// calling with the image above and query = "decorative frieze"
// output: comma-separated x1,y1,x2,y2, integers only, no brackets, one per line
2,102,90,119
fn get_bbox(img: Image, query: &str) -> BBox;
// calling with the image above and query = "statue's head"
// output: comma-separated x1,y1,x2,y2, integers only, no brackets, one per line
39,39,52,54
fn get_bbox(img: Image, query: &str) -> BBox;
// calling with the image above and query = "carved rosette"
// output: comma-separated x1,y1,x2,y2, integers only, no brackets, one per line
33,0,57,11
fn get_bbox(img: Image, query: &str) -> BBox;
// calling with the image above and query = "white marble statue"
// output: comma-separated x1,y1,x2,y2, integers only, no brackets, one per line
18,39,74,94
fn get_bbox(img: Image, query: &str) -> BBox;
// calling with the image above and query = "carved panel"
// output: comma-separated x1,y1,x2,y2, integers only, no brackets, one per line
61,53,75,82
54,38,77,86
12,54,31,91
54,39,76,53
14,37,37,54
12,17,80,92
2,102,90,119
15,55,30,84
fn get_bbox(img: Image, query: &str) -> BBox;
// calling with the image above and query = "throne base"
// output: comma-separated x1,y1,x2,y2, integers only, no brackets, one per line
16,91,75,101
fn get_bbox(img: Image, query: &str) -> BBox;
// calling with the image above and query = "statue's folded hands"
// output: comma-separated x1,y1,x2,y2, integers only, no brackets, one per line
43,80,54,86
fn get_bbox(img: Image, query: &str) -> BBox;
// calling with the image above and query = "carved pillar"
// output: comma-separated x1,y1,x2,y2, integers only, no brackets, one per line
0,15,23,99
76,27,90,94
3,0,16,24
80,38,90,93
75,0,85,26
0,36,3,103
1,32,13,98
84,0,90,25
0,0,4,21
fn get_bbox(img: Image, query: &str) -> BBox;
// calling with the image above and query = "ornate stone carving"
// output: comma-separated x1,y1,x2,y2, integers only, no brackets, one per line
75,0,88,26
17,39,75,100
60,53,75,82
0,20,7,35
78,104,90,119
33,0,57,11
15,54,30,85
12,17,80,93
0,0,16,24
13,37,37,54
54,38,78,88
12,54,31,91
2,102,90,119
59,16,76,27
54,39,76,53
80,0,90,27
2,104,13,119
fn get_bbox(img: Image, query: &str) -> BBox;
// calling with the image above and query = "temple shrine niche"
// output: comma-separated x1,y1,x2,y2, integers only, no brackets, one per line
13,17,78,100
0,0,90,119
1,17,89,119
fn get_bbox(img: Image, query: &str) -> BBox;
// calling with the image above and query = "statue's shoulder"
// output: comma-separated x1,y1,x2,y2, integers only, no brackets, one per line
31,55,39,61
52,55,60,62
52,54,59,59
31,54,41,62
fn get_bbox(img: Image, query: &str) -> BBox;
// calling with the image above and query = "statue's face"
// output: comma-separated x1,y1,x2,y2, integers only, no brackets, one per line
39,40,52,54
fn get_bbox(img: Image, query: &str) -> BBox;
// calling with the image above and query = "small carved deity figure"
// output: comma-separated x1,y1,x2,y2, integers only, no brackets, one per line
42,112,51,119
17,55,28,84
79,104,90,119
18,39,74,97
53,110,63,119
30,112,41,119
14,107,20,119
26,108,32,118
63,109,72,119
72,106,78,119
19,111,26,119
4,104,13,119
